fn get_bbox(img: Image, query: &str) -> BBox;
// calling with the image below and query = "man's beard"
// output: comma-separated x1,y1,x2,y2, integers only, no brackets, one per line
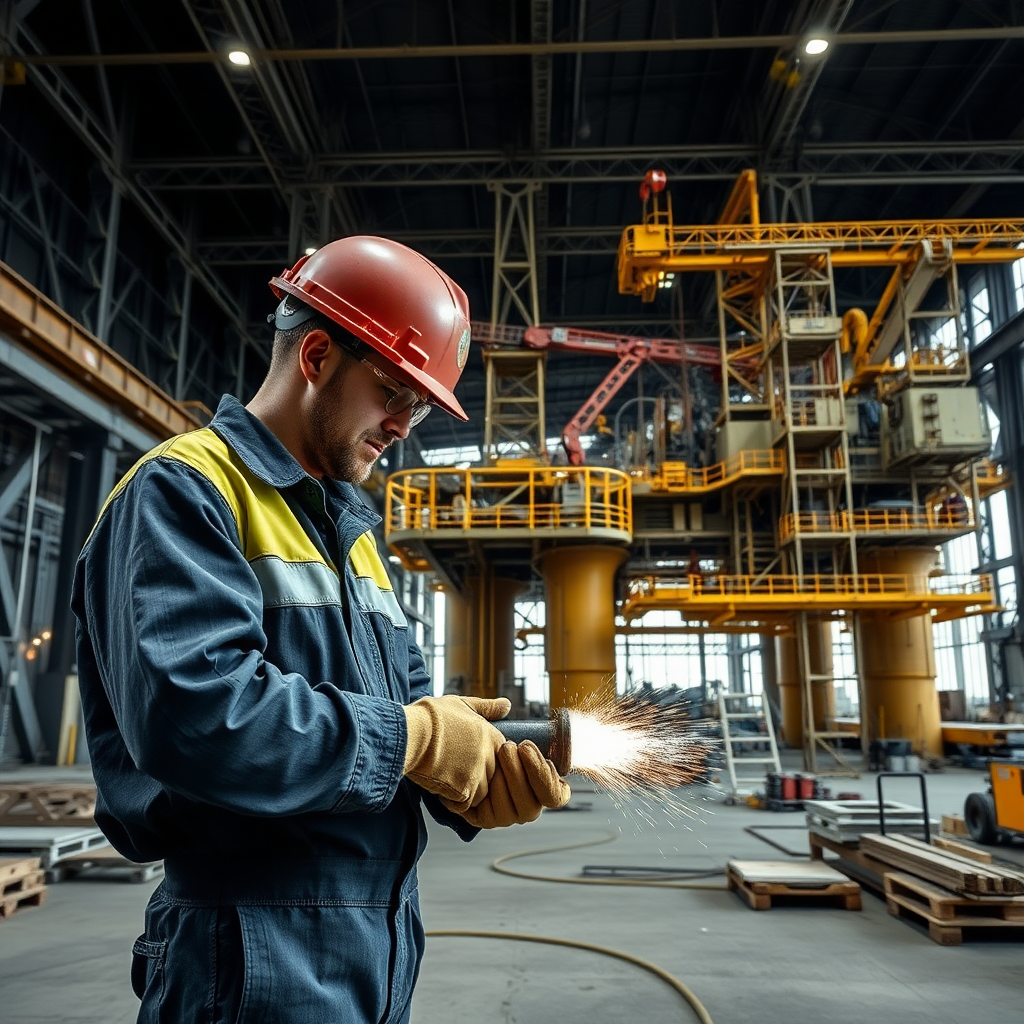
307,365,391,483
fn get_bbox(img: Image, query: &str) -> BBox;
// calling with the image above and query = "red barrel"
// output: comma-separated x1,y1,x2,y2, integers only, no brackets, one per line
796,774,815,801
781,774,797,801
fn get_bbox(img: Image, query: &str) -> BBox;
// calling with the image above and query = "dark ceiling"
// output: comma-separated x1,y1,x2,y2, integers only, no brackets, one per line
1,0,1023,458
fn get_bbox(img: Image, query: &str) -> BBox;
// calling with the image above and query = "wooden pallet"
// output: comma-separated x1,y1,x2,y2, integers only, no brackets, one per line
0,884,47,919
0,856,47,920
0,784,96,827
884,872,1024,945
807,829,892,893
0,855,41,885
727,861,862,911
49,847,163,884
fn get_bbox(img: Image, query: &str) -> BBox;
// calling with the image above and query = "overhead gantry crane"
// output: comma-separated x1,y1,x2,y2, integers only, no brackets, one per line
384,168,1022,773
613,168,1022,771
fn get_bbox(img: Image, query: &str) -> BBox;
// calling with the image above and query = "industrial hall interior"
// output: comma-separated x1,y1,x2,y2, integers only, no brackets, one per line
4,1,1024,1023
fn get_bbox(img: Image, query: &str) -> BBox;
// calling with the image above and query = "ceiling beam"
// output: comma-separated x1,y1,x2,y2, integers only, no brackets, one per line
12,26,1024,66
131,141,1024,190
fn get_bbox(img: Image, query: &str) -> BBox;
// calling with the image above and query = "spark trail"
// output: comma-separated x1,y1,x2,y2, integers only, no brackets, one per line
566,694,720,797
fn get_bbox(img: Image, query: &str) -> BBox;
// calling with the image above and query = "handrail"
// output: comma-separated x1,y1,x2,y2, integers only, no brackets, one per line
625,572,993,600
645,449,784,493
779,506,976,539
385,464,633,537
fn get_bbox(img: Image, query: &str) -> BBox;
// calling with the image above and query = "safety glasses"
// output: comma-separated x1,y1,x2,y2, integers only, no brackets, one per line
361,359,433,427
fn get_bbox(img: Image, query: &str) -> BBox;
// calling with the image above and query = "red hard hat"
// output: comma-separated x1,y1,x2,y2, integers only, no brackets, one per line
270,236,472,420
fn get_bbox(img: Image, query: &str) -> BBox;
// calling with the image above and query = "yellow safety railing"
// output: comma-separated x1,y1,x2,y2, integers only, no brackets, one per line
385,464,632,537
620,572,995,622
779,506,976,539
625,572,993,600
640,449,785,493
975,459,1010,499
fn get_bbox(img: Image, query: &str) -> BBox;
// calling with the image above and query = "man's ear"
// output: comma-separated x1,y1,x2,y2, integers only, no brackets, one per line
297,330,336,384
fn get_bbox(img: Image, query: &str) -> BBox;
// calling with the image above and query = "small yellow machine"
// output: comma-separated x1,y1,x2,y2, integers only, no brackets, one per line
964,762,1024,844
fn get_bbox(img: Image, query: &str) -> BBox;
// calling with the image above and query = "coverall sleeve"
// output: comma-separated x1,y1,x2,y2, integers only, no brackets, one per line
80,458,405,817
404,632,481,841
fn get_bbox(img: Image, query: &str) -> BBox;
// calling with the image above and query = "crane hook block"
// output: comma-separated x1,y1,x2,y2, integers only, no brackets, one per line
645,169,668,193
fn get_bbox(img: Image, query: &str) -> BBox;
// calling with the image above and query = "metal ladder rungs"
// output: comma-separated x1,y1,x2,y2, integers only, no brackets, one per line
717,690,781,801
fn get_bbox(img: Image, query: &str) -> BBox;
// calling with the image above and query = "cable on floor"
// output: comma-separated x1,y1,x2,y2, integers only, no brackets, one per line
424,930,715,1024
490,831,728,890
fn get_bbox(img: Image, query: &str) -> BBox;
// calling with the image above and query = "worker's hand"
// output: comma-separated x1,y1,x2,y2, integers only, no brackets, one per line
402,695,511,811
446,740,571,828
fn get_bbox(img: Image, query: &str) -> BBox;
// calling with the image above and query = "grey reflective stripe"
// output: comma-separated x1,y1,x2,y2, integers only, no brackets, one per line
251,556,341,609
352,575,408,629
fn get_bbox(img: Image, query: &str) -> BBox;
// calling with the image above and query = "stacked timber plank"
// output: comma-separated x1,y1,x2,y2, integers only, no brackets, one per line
859,835,1024,895
727,859,861,911
0,856,47,920
0,783,96,827
859,834,1024,945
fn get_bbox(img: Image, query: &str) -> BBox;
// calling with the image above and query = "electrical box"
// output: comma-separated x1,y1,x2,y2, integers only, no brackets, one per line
787,315,842,336
714,419,772,462
671,503,704,532
883,387,990,469
811,398,844,427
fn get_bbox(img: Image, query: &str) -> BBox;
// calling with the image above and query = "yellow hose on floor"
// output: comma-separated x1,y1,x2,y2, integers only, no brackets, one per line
425,833,721,1023
425,929,715,1024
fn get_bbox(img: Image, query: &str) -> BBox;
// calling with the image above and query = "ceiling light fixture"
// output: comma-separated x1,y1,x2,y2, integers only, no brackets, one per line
228,49,252,67
804,37,829,56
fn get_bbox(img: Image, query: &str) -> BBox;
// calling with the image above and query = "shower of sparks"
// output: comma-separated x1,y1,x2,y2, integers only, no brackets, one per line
566,694,722,824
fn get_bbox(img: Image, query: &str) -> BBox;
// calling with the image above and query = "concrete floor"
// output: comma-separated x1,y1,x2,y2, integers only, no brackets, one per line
2,760,1023,1024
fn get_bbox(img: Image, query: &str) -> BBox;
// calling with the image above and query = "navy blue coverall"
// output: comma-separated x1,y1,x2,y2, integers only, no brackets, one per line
72,395,475,1024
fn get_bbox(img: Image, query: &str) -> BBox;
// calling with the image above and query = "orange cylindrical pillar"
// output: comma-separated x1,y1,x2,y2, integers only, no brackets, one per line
488,576,528,707
540,545,627,709
464,574,526,700
775,622,834,748
857,548,942,757
443,586,472,694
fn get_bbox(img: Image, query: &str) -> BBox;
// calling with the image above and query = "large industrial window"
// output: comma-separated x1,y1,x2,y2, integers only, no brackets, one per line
968,276,993,344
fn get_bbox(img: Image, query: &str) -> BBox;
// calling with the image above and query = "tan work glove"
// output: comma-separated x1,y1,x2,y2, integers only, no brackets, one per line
447,740,571,829
402,695,510,811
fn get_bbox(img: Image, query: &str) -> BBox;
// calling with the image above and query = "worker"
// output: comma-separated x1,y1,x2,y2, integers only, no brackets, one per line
71,236,571,1024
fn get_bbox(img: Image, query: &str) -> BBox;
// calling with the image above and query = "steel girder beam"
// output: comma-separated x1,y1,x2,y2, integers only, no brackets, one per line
179,0,358,253
6,22,251,345
760,0,855,163
131,141,1024,190
198,227,625,265
13,25,1024,66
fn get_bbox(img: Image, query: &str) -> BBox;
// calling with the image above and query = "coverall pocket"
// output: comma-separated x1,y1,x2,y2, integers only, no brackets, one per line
130,935,167,1005
231,901,420,1024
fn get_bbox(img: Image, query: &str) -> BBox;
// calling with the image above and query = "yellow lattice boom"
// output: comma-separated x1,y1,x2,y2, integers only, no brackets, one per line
620,218,1024,301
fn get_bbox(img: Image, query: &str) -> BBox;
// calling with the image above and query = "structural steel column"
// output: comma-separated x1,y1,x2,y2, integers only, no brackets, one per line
540,545,626,708
776,622,833,748
462,574,526,699
443,587,471,694
857,548,942,756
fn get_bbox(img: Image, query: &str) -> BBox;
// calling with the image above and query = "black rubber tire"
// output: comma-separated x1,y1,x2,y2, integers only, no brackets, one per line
964,791,999,845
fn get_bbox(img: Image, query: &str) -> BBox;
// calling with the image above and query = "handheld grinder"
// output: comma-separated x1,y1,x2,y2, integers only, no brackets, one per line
494,708,572,776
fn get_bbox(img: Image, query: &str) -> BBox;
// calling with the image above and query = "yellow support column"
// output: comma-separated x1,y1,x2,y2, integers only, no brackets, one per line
465,573,527,699
540,545,627,709
776,622,834,748
443,587,472,694
857,548,942,757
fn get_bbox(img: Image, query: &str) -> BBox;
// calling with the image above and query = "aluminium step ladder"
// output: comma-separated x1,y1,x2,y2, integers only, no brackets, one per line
718,691,781,804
